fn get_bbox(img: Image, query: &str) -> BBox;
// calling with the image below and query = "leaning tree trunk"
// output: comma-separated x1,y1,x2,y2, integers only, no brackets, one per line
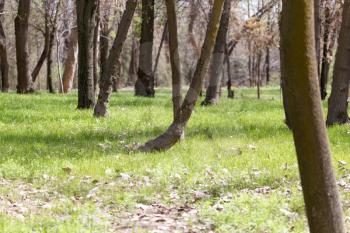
201,0,231,106
327,1,350,125
281,0,345,232
94,0,137,117
139,0,225,152
15,0,32,93
0,0,9,92
62,28,78,93
135,0,155,97
76,0,99,109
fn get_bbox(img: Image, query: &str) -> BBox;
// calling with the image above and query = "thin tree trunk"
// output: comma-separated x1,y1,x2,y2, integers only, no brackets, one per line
94,0,137,117
127,31,138,86
320,2,331,100
46,30,55,93
135,0,155,97
165,0,182,120
93,2,100,93
281,1,345,232
15,0,32,93
314,0,321,76
153,21,168,87
62,28,78,93
202,0,231,106
257,50,261,99
0,0,9,92
139,0,225,152
76,0,99,109
225,45,234,98
327,1,350,125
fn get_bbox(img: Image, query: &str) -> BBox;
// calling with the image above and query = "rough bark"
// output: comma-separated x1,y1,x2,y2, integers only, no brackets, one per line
327,1,350,125
201,0,231,106
15,0,32,93
139,0,225,152
94,0,137,117
93,2,100,93
135,0,155,97
76,0,99,109
0,0,9,92
281,1,345,232
62,28,78,93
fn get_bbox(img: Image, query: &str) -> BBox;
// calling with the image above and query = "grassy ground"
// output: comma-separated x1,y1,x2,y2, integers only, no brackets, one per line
0,87,349,232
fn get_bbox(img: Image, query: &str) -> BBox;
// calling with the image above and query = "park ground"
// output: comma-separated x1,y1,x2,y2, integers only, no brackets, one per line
0,87,349,232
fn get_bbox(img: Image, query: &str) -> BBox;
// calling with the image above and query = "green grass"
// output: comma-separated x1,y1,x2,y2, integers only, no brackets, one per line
0,87,349,232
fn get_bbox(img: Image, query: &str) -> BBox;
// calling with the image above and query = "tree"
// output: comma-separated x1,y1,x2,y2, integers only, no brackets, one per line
0,0,9,92
326,1,350,125
281,0,345,232
202,0,231,106
76,0,99,109
139,0,225,152
15,0,32,93
94,0,138,117
135,0,155,97
62,28,78,93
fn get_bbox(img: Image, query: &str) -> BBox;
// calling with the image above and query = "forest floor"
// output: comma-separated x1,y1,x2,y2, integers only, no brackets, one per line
0,87,350,232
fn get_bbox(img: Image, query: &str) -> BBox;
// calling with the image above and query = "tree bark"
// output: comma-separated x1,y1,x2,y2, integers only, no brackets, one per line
327,1,350,125
201,0,231,106
139,0,225,152
0,0,9,92
15,0,32,93
76,0,99,109
281,1,345,232
314,0,321,76
94,0,137,117
135,0,155,97
62,28,78,93
93,2,100,93
127,32,138,86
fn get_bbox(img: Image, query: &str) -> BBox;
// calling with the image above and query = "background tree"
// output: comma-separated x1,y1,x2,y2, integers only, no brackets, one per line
327,0,350,125
15,0,32,93
0,0,9,92
76,0,99,109
135,0,155,97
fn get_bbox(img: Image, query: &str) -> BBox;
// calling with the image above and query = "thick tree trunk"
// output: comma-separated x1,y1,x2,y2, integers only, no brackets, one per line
281,1,345,232
202,0,231,106
62,28,78,93
99,12,110,85
135,0,155,97
320,2,331,100
94,0,137,117
0,0,9,92
327,1,350,125
76,0,99,109
15,0,32,93
139,0,225,152
93,3,100,93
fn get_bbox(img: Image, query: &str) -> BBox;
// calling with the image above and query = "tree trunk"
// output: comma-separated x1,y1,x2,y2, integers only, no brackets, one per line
225,46,234,98
320,2,331,100
135,0,155,97
93,2,100,93
62,28,78,93
15,0,32,93
46,29,55,93
76,0,99,109
281,1,345,232
327,1,350,125
139,0,225,152
127,32,138,86
94,0,137,117
201,0,231,106
165,0,182,120
0,0,9,92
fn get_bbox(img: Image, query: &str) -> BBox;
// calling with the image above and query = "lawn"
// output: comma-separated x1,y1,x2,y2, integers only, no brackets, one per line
0,87,349,232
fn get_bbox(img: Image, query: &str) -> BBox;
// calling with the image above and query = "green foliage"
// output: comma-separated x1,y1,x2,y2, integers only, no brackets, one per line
0,88,349,232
